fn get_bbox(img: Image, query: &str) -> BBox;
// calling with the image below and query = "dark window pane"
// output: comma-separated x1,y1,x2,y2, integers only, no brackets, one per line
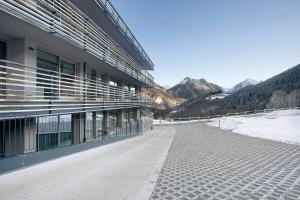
60,60,75,96
37,49,59,99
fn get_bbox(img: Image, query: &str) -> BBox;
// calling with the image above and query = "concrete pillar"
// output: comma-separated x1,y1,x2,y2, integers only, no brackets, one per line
6,39,26,100
6,38,37,100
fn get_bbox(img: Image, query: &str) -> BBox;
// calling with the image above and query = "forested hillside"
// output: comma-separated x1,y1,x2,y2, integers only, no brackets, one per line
171,64,300,118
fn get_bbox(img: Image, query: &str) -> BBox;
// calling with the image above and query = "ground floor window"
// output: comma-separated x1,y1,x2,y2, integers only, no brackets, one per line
37,116,59,150
60,114,72,146
37,115,72,150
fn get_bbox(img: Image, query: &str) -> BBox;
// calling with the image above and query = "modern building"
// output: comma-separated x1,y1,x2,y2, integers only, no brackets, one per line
0,0,154,157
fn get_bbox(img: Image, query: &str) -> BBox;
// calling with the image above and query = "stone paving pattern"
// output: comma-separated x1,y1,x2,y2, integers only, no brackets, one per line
150,123,300,200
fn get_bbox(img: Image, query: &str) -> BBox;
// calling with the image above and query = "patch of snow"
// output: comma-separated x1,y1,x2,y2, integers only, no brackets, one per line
153,119,205,125
207,109,300,145
241,79,258,88
228,78,259,93
179,77,190,85
205,93,230,100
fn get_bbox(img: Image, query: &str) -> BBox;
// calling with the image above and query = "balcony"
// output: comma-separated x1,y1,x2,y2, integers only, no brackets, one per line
0,0,153,86
94,0,154,70
0,60,150,119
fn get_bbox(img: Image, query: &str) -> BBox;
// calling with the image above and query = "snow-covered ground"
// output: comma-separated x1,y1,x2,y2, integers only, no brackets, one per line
207,109,300,145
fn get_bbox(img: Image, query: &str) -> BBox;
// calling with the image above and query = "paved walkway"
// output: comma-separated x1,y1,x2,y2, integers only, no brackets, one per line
150,123,300,200
0,127,176,200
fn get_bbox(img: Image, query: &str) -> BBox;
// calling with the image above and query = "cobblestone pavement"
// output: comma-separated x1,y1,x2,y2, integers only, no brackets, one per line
150,123,300,200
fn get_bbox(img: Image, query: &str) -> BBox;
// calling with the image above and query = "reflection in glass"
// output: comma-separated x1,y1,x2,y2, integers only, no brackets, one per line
60,114,72,146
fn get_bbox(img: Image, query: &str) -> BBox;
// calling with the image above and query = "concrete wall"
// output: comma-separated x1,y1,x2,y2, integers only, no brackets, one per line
6,39,26,100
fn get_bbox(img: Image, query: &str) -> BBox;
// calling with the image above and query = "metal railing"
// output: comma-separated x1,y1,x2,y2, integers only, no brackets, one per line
94,0,154,70
0,60,151,119
0,0,153,86
155,107,300,124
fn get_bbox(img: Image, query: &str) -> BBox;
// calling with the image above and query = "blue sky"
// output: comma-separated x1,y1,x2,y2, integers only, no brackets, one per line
111,0,300,88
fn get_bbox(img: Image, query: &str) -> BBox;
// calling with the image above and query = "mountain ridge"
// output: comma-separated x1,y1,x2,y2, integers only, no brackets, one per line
168,77,223,100
170,64,300,118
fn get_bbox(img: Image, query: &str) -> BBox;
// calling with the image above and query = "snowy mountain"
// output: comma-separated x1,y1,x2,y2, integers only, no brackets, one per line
168,77,223,100
228,79,259,93
171,64,300,118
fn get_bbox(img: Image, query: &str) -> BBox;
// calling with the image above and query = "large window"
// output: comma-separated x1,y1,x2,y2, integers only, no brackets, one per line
37,116,59,150
86,67,105,100
37,49,59,99
60,60,75,96
37,49,76,99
